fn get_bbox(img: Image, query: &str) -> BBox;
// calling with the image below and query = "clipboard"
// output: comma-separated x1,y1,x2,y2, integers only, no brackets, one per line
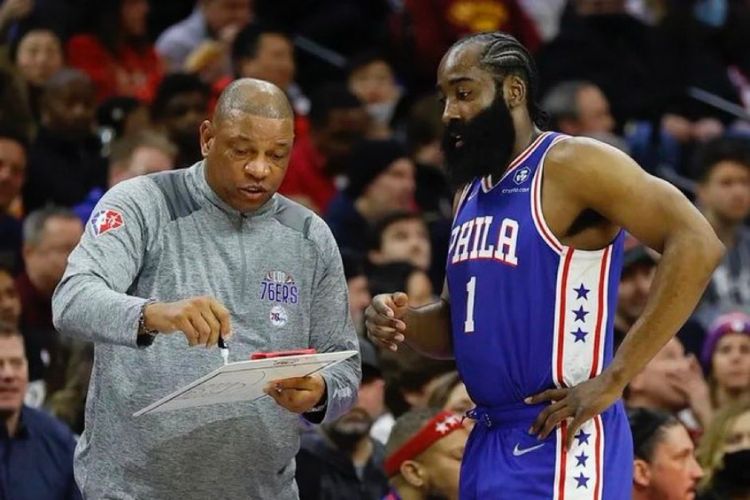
133,350,358,417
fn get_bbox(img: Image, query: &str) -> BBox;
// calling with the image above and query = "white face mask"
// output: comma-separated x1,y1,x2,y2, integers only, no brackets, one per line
367,100,398,126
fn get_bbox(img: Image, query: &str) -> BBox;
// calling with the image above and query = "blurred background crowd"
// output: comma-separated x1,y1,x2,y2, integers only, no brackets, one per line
0,0,749,498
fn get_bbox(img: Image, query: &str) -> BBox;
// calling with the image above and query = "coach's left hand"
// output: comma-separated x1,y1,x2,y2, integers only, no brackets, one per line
263,374,326,414
525,373,624,450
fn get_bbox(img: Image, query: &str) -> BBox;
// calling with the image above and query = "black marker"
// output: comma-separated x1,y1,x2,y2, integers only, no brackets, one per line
218,335,229,365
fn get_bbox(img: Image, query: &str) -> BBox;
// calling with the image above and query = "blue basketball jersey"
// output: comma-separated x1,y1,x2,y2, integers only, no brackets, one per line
446,131,625,408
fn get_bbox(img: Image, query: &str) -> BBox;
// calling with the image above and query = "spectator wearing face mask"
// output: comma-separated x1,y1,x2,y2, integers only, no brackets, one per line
697,400,750,500
346,52,408,140
701,313,750,415
628,407,703,500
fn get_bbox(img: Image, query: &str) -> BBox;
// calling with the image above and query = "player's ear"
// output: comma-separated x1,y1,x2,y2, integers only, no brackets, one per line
400,460,426,487
633,458,651,488
200,119,215,157
504,74,526,110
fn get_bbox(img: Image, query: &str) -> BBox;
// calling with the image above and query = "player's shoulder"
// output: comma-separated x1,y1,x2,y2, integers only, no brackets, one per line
546,135,616,167
545,135,633,181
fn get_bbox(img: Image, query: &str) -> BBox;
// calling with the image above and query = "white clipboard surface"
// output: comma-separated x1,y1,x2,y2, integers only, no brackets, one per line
133,350,358,417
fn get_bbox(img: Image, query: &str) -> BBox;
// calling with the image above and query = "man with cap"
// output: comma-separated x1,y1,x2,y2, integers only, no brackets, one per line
383,407,469,500
295,338,390,500
615,234,708,357
325,138,416,254
614,233,659,350
701,312,750,413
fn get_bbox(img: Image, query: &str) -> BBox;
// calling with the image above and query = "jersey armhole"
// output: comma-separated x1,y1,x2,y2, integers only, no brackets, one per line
530,135,570,255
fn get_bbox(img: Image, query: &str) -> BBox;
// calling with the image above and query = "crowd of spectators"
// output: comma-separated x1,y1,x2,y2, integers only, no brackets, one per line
0,0,749,498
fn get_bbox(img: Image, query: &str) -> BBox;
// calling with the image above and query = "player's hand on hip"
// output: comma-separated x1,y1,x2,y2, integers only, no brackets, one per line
264,374,326,414
365,292,409,352
525,373,624,450
144,296,232,347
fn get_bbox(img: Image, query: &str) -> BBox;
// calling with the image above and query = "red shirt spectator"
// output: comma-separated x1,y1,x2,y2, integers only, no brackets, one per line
279,84,369,213
279,133,333,213
66,0,163,103
391,0,541,90
67,35,164,103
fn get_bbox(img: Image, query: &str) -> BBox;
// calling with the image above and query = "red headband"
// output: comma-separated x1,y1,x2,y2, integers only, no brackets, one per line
384,411,464,477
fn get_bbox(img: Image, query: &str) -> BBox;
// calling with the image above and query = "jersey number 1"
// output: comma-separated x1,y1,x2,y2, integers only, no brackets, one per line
465,276,476,333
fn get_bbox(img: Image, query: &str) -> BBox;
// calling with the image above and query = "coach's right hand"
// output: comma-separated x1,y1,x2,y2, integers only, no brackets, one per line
365,292,409,351
143,297,232,347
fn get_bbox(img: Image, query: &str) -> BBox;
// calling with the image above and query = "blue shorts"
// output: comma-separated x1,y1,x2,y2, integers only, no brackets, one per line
460,401,633,499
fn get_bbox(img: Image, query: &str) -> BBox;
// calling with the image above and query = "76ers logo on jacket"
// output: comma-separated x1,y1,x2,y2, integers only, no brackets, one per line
89,209,124,237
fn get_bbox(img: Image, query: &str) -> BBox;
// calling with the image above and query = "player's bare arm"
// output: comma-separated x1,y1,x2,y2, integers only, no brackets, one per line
527,137,724,448
365,191,468,358
365,282,453,359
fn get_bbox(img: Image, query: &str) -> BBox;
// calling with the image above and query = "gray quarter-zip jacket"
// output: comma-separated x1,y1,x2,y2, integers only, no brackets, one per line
52,161,361,499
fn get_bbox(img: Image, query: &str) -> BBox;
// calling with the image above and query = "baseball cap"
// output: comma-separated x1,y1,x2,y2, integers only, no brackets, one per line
623,233,657,270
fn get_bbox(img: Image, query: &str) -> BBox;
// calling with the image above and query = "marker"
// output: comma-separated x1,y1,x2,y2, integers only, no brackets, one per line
218,336,229,365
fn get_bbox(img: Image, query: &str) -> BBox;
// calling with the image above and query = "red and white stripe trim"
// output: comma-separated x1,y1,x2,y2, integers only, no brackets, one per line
530,134,568,254
553,416,605,499
550,240,613,499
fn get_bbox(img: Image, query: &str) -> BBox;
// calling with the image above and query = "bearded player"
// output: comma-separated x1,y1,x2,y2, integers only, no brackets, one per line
365,32,723,499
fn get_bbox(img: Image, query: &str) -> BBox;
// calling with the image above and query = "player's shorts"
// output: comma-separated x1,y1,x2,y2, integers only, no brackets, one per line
460,401,633,499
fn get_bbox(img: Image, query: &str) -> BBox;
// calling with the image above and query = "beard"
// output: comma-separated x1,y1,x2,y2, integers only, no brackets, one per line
324,408,373,453
442,95,517,189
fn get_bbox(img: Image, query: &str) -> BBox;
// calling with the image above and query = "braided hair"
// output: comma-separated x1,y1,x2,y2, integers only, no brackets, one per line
450,32,547,129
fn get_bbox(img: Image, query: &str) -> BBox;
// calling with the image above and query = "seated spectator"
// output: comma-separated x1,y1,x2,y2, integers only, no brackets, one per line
368,211,431,274
0,67,34,142
16,207,83,387
73,130,176,222
368,262,434,310
614,233,705,356
701,313,750,414
692,137,750,328
0,321,80,499
151,73,209,168
406,93,451,220
0,128,26,273
21,69,106,212
67,0,163,103
325,139,416,253
697,400,750,500
0,265,20,327
614,235,658,348
383,408,469,500
342,250,371,335
347,52,407,139
427,371,474,417
97,96,152,143
226,22,308,135
389,0,541,93
279,84,369,213
626,337,713,430
628,407,703,500
295,339,389,500
542,80,616,136
9,26,64,123
230,22,295,100
379,346,455,420
156,0,252,73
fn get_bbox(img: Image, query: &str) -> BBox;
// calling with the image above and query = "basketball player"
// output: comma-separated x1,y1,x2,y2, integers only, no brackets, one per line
365,32,724,499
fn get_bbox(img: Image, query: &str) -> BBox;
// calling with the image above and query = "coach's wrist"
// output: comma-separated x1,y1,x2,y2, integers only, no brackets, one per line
140,300,163,335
